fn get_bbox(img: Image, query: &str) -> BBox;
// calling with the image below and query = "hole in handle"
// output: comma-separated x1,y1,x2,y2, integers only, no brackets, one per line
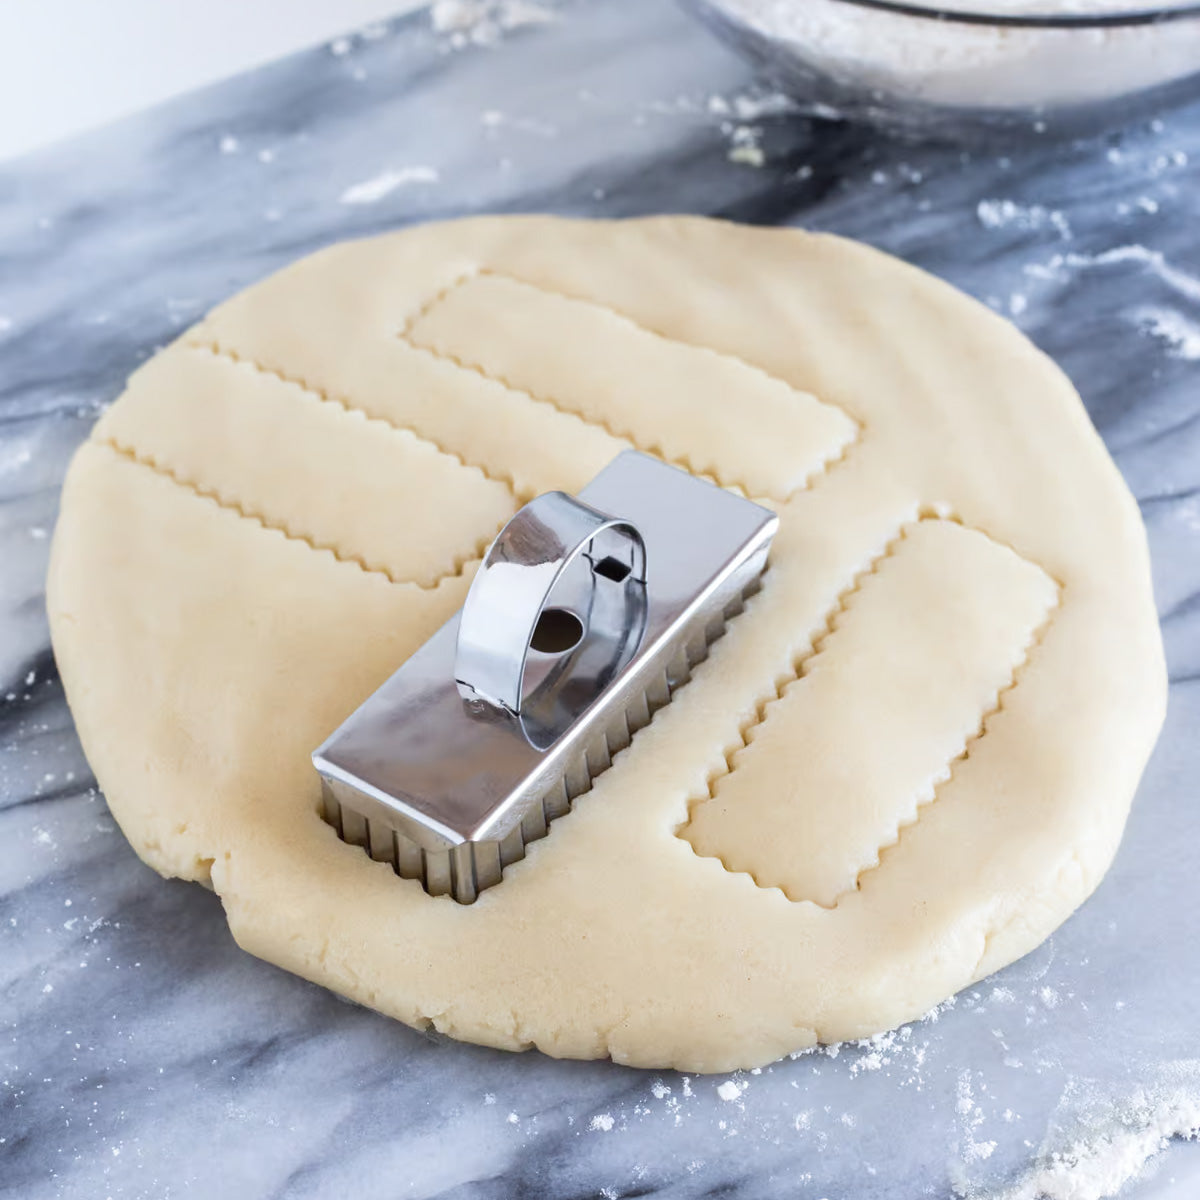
593,555,632,583
530,607,585,655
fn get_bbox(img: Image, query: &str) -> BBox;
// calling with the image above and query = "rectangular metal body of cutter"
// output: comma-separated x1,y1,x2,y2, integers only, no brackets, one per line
313,451,778,903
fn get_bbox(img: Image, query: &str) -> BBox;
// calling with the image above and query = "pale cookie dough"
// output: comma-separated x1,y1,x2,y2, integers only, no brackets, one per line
47,216,1166,1072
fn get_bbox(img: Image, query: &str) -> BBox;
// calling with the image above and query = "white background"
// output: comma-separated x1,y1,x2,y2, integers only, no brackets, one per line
0,0,427,162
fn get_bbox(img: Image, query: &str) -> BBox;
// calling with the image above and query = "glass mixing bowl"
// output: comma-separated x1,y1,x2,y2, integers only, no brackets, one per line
681,0,1200,136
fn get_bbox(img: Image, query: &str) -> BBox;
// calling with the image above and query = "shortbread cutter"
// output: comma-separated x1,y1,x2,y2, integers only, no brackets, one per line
313,451,778,903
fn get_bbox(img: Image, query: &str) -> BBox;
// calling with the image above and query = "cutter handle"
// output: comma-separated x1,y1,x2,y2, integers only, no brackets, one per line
454,491,646,715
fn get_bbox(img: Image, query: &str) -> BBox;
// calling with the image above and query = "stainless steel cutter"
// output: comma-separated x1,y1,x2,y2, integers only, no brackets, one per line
313,451,778,903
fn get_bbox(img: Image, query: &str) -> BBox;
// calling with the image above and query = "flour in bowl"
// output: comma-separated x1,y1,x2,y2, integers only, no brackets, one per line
709,0,1200,110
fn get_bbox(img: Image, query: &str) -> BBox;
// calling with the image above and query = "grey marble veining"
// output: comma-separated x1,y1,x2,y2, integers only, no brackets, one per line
2,2,1200,1197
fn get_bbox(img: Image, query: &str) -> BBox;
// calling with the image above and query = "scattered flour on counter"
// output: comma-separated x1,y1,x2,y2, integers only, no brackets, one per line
218,135,239,155
966,1066,1200,1200
1085,246,1200,302
977,200,1072,240
330,22,390,57
922,994,960,1023
339,166,440,205
731,92,797,120
431,0,557,48
716,1080,744,1102
709,90,798,121
1025,245,1200,304
589,1113,615,1132
957,1070,999,1166
1133,306,1200,360
707,90,799,168
847,1026,912,1075
728,140,765,168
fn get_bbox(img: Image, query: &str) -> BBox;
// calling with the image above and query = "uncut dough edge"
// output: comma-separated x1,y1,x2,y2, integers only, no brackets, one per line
45,215,1167,1073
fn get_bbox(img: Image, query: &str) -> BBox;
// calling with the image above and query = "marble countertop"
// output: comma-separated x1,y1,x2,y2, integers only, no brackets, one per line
2,2,1199,1197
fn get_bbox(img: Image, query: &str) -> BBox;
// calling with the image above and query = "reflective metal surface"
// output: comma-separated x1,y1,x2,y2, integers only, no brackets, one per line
454,491,647,716
313,451,778,903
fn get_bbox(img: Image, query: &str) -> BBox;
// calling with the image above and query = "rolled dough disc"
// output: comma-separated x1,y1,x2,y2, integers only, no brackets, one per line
47,216,1166,1072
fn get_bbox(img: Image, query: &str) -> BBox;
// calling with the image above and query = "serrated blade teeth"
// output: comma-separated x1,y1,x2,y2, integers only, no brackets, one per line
329,577,762,903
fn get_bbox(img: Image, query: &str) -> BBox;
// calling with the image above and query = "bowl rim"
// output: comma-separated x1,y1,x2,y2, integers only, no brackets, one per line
830,0,1200,26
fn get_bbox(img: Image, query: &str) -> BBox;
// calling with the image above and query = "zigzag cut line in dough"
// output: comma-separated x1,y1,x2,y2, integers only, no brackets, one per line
678,511,1063,907
183,338,519,499
397,267,862,502
97,437,492,591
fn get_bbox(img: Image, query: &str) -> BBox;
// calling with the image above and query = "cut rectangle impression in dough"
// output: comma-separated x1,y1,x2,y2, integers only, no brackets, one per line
94,345,517,588
682,518,1059,908
403,271,858,500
